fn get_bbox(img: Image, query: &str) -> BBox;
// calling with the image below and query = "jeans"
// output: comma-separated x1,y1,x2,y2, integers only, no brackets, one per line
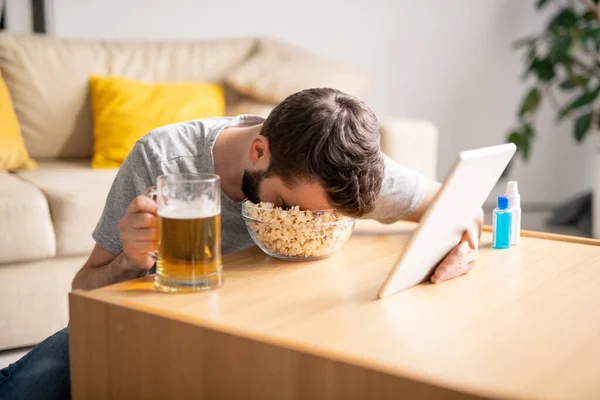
0,328,71,400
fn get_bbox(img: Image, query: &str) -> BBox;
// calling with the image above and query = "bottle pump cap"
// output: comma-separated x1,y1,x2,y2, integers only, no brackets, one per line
505,181,520,207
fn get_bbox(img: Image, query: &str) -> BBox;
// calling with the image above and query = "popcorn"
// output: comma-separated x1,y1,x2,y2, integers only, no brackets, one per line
242,200,355,258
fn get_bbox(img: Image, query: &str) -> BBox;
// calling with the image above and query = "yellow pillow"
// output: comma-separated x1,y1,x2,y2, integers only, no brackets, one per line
90,76,225,169
0,72,36,171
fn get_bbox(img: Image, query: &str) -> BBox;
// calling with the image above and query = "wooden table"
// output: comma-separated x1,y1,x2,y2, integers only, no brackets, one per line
69,221,600,400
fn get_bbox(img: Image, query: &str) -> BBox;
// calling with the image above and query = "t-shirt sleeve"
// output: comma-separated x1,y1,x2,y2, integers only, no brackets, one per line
92,142,155,255
363,155,428,224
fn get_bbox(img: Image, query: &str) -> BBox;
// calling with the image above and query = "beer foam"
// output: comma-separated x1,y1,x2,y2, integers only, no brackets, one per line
159,203,219,219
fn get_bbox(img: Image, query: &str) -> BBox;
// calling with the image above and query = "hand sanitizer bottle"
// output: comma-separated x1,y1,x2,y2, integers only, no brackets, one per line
504,181,521,245
492,196,512,249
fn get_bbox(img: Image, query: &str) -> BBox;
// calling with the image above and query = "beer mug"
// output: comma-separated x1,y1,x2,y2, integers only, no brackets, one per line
146,173,222,292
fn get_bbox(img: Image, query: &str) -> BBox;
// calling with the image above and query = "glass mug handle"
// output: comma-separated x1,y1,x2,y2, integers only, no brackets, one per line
144,186,159,261
144,186,158,201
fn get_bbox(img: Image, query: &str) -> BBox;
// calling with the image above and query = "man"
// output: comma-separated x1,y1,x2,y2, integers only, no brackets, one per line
0,88,480,399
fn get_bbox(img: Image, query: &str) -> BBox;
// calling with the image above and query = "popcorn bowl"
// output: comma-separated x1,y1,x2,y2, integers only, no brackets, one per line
241,200,356,261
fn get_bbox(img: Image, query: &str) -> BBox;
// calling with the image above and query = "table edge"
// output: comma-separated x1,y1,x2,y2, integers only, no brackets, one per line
482,225,600,246
69,289,506,399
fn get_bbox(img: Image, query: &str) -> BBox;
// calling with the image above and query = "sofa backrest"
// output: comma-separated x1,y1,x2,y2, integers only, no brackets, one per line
0,33,257,159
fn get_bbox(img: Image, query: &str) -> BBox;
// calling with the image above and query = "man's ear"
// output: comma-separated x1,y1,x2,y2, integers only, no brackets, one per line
248,136,271,169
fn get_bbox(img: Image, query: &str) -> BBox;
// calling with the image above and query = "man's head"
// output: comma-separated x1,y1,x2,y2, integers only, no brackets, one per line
242,88,385,217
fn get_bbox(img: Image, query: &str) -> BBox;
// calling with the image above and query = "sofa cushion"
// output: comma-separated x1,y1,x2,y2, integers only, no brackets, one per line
0,255,87,350
16,161,118,256
226,37,371,104
0,71,36,171
0,172,55,263
89,76,226,169
0,33,257,159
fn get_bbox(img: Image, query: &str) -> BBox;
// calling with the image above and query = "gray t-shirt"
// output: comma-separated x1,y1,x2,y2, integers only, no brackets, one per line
93,115,427,256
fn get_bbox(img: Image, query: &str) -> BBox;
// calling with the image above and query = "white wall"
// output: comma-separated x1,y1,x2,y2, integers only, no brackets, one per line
4,0,32,33
50,0,596,206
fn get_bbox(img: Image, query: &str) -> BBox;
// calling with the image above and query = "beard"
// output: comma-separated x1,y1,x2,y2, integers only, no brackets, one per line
241,169,266,203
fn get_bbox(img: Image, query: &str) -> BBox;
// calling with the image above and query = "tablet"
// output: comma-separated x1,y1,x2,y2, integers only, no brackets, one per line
377,143,516,299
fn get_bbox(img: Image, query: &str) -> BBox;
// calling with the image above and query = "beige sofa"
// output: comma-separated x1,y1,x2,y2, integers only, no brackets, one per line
0,33,438,351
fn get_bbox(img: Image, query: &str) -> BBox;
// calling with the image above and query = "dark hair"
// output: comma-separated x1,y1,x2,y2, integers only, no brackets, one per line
261,88,384,217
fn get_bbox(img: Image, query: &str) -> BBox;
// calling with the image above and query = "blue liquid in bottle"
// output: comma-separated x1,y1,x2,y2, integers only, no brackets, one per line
492,196,512,249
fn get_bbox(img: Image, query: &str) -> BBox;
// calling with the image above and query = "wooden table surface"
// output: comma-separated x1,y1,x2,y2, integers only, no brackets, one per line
70,220,600,400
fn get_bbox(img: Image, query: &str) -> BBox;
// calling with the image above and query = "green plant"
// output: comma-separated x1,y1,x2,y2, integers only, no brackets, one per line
508,0,600,162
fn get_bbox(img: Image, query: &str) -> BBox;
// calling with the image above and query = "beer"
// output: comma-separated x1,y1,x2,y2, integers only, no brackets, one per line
155,206,222,292
149,172,222,292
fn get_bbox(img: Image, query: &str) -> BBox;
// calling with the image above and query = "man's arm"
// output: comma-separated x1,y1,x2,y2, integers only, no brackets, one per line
73,138,158,290
364,155,431,223
72,246,145,291
73,195,159,291
402,180,442,222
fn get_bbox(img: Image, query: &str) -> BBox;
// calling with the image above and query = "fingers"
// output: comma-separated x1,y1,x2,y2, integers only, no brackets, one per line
462,227,479,250
120,227,158,242
431,241,478,284
120,228,158,258
430,219,481,284
122,239,158,253
121,236,158,271
120,198,159,232
120,195,160,270
122,249,158,272
121,212,159,229
125,195,158,216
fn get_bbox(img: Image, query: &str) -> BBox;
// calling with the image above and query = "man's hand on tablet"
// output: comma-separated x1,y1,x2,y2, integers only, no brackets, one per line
430,211,483,284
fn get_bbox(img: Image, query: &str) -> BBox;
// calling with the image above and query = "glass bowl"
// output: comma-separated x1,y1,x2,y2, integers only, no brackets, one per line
241,200,356,261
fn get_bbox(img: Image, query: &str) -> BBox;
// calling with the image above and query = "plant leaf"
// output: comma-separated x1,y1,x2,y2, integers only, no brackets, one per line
519,88,542,117
583,11,597,21
574,112,593,142
560,80,577,90
548,35,572,62
563,58,573,76
523,124,535,139
578,27,600,51
573,75,589,86
584,27,600,52
508,131,521,147
529,57,556,81
526,45,538,65
580,27,600,40
558,87,600,120
536,0,550,9
560,75,589,91
513,36,538,49
507,128,531,162
548,9,579,31
521,132,531,161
